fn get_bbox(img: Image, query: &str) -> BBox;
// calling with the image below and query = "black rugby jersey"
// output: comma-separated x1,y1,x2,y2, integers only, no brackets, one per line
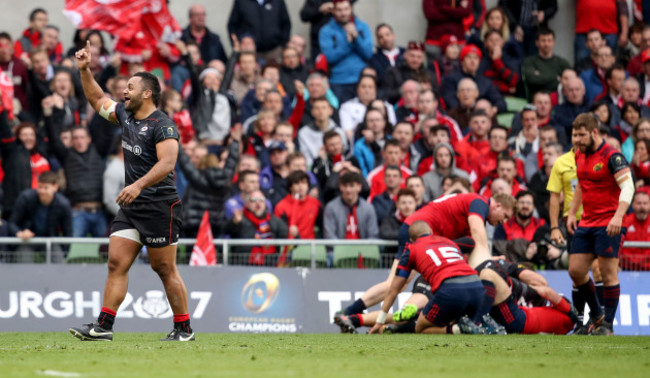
114,103,180,204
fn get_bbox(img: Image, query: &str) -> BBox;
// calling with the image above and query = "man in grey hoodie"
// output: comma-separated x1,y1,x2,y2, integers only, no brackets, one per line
422,143,470,201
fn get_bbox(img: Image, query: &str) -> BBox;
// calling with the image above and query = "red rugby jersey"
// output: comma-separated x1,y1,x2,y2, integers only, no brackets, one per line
575,142,628,227
397,234,477,293
405,193,489,240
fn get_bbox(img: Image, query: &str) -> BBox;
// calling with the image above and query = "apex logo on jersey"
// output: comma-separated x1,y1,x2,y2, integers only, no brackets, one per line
241,273,280,314
593,162,604,172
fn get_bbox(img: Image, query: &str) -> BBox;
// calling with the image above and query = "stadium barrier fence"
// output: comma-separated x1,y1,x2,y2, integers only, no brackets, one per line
0,237,648,270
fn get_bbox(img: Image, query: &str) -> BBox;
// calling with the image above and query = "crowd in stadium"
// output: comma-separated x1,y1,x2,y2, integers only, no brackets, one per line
0,0,649,270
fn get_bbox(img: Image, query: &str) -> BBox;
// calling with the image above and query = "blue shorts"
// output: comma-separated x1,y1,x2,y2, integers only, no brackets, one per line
570,226,626,258
395,222,410,260
423,277,485,326
491,296,526,334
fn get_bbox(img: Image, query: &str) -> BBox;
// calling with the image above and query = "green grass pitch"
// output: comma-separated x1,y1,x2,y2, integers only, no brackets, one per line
1,333,649,377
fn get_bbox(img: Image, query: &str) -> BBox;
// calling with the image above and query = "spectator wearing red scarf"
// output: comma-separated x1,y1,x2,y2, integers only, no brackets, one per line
226,190,288,265
13,8,48,62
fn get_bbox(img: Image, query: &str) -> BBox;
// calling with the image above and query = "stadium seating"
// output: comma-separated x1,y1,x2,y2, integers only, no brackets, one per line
66,243,103,264
290,245,328,268
333,245,380,268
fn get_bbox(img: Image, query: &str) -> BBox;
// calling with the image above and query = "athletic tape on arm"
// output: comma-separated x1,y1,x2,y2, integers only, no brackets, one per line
99,100,117,121
617,171,634,204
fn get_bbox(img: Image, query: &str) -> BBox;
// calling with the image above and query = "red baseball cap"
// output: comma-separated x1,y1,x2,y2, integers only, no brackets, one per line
407,41,425,52
642,49,650,64
440,35,459,53
460,44,482,61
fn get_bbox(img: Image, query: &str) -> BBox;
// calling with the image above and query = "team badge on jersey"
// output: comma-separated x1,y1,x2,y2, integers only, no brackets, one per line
163,126,177,138
593,162,603,172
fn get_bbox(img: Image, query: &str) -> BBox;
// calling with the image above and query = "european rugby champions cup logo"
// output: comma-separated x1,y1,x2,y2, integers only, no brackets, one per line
241,273,280,313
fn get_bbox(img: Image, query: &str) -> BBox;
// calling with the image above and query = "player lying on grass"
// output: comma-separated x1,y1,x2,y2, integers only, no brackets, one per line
335,273,440,333
475,258,577,334
368,221,505,335
337,193,515,323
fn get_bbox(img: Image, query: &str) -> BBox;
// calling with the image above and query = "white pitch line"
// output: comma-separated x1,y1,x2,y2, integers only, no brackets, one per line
36,370,83,377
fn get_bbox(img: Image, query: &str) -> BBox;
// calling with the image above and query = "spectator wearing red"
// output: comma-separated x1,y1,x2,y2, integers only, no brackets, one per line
627,25,650,77
439,34,461,75
476,125,525,187
479,29,521,95
479,155,527,198
367,140,412,199
455,109,490,174
621,190,650,270
632,138,650,187
382,41,440,104
41,25,63,66
440,44,507,113
13,8,48,61
274,170,322,239
417,123,471,176
574,0,628,65
493,190,545,242
0,33,29,112
415,89,463,146
422,0,472,58
0,113,50,220
379,188,418,252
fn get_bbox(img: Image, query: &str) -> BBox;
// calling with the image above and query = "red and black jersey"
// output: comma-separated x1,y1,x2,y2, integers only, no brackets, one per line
575,141,628,227
397,234,477,293
405,193,489,240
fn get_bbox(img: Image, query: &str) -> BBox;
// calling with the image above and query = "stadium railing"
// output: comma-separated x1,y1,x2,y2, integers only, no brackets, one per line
0,237,399,268
0,237,648,270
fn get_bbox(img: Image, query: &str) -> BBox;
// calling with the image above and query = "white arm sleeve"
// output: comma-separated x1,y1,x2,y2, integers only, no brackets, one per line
617,171,634,204
98,100,117,121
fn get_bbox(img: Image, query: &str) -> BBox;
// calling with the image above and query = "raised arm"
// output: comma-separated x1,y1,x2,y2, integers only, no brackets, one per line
75,41,119,124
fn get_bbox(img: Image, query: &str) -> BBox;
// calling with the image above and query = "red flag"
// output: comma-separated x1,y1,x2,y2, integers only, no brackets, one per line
63,0,146,41
63,0,181,43
357,253,365,269
190,211,217,266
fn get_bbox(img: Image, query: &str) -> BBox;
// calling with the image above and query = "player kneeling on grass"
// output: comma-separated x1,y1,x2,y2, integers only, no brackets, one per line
475,259,577,334
368,221,504,335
